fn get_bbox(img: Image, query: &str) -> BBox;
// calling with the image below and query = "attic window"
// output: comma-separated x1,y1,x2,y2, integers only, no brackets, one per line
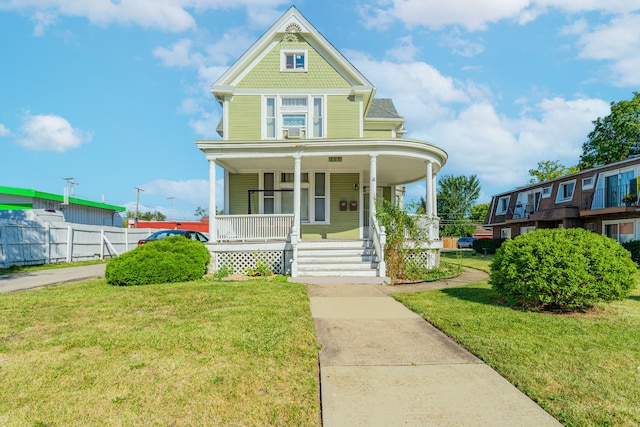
281,49,307,72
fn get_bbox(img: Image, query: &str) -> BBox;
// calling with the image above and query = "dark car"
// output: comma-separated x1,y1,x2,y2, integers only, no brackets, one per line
456,237,477,249
137,229,209,246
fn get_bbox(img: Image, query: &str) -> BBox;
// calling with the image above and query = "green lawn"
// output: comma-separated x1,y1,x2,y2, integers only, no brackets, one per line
0,277,320,426
395,254,640,427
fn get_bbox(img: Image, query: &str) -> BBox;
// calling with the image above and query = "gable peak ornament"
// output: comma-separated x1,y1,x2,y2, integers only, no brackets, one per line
283,23,301,42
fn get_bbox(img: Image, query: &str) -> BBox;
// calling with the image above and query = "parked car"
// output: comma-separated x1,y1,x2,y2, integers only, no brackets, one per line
137,229,209,245
456,237,477,249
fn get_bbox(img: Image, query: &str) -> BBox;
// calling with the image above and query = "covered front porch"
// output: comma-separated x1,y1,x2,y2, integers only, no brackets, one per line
197,138,446,278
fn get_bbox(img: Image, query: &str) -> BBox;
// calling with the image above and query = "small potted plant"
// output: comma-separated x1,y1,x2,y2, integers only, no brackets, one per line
622,194,637,206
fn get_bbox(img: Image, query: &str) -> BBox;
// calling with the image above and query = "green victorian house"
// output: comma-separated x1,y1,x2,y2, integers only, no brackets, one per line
197,7,447,279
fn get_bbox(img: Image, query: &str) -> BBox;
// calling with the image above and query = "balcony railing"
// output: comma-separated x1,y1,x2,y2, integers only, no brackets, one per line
215,214,294,241
589,185,636,210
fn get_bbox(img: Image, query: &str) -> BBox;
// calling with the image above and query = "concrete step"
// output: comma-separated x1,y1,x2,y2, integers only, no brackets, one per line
295,239,379,277
296,268,379,277
297,254,376,263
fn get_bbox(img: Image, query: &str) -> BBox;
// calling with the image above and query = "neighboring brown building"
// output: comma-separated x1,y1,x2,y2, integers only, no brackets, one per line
484,157,640,243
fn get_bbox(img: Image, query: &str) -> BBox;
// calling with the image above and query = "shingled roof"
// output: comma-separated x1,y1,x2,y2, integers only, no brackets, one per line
366,98,403,119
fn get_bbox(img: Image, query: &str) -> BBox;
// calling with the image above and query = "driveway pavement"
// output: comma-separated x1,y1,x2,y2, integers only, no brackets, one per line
0,264,106,293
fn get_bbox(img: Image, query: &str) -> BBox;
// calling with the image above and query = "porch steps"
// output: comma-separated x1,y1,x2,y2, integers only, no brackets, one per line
296,240,379,277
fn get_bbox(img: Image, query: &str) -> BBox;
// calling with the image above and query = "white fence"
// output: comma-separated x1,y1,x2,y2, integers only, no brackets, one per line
0,221,154,268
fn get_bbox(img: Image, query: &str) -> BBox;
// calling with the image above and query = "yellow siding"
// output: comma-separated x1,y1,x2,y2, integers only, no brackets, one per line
237,36,351,89
327,95,360,138
228,173,258,214
303,173,360,239
228,96,261,140
363,129,393,138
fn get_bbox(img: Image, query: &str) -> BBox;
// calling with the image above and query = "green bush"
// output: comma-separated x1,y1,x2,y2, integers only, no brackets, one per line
490,228,637,310
621,240,640,264
105,236,211,286
472,238,504,254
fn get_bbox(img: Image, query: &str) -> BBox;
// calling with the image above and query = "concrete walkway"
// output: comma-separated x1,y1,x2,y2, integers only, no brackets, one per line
305,269,562,427
0,264,106,293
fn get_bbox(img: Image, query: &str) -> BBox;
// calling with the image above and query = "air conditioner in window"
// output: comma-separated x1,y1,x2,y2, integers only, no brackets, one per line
285,128,303,139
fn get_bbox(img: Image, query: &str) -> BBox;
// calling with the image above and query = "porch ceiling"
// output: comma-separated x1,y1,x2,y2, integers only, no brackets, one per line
197,138,448,186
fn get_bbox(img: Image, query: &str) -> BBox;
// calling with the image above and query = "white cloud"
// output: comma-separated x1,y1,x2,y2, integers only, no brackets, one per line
17,113,92,152
153,27,255,137
361,0,530,31
429,97,609,194
1,0,289,34
346,50,471,121
438,30,485,57
572,13,640,86
0,123,10,136
359,0,640,32
385,36,419,62
346,51,609,196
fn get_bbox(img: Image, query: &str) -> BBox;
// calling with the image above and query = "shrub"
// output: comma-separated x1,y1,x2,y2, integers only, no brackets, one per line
472,238,504,254
105,236,211,286
621,240,640,264
490,228,637,310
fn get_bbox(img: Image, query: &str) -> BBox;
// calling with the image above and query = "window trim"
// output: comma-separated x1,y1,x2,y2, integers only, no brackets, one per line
541,185,553,198
262,95,326,140
260,171,329,224
556,179,576,203
280,49,308,72
582,175,595,190
496,196,510,215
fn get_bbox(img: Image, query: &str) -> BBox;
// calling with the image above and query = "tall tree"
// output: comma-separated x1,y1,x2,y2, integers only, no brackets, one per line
579,92,640,169
437,174,481,237
470,203,490,223
528,160,579,183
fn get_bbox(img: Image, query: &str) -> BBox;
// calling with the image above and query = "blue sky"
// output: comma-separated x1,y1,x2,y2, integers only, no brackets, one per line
1,1,638,220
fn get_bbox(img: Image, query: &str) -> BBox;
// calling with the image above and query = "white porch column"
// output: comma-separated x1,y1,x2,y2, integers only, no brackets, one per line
425,161,433,216
291,154,301,277
432,173,438,217
369,155,377,234
208,159,217,242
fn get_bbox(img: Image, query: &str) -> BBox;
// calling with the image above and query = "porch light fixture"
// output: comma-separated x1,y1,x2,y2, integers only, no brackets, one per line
354,183,359,190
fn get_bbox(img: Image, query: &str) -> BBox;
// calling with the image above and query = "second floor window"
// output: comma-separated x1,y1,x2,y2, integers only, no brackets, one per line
264,95,325,139
556,180,576,202
496,196,510,215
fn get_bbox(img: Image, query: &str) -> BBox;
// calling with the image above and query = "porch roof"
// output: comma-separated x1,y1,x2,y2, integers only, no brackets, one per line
196,138,447,186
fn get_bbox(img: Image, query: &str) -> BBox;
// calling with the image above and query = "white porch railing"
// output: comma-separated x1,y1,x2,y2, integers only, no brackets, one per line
408,214,440,241
214,214,294,241
371,214,386,277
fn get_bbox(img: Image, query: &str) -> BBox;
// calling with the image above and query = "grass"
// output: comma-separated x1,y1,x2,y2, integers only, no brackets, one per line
394,255,640,427
0,277,320,426
0,260,106,276
440,249,493,272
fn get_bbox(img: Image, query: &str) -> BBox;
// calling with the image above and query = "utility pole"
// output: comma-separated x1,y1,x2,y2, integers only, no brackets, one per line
64,177,79,196
167,196,176,223
134,187,144,228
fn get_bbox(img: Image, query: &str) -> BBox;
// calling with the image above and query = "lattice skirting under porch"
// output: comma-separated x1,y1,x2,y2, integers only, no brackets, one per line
214,250,287,275
404,248,439,269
